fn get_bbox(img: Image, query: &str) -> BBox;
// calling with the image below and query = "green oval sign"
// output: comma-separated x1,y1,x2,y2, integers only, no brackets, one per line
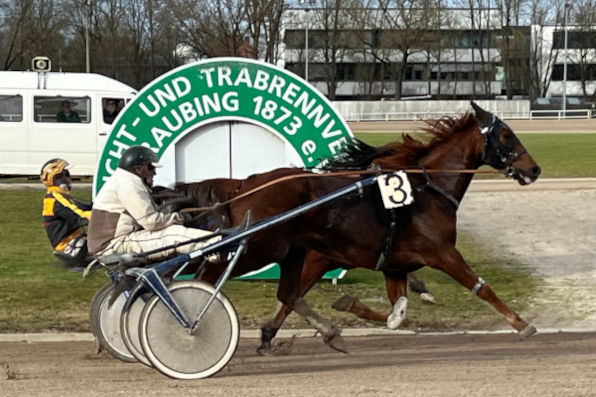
94,58,353,195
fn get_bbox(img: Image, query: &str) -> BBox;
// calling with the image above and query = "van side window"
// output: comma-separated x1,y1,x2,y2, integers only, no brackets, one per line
102,98,124,125
0,95,23,122
34,96,91,123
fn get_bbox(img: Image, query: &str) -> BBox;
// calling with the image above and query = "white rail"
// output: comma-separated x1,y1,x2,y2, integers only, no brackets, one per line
347,109,594,122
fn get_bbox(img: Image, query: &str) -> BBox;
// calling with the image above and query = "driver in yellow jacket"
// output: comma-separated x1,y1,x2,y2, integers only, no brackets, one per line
41,158,92,269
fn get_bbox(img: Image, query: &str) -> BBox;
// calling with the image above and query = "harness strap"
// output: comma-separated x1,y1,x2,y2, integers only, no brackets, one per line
180,170,379,214
375,209,398,271
416,165,460,210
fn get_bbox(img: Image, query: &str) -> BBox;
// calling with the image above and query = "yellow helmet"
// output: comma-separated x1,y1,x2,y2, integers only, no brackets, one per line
40,158,71,187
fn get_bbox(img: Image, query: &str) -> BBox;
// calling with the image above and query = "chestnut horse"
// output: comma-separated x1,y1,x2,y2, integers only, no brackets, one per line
164,102,541,353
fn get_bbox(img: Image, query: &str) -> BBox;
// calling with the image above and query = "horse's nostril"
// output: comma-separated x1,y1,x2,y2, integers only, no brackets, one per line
532,166,541,175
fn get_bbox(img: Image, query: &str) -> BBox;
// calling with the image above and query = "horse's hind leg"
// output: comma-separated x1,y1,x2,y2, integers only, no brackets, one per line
430,246,535,338
258,252,332,355
407,272,435,304
332,271,409,328
277,246,347,354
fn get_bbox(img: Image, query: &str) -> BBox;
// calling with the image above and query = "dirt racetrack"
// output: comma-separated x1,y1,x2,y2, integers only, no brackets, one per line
2,332,596,397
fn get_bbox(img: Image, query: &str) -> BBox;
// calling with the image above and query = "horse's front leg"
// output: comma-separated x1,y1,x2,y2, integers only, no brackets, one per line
277,246,347,353
258,251,333,356
384,271,409,329
428,245,536,338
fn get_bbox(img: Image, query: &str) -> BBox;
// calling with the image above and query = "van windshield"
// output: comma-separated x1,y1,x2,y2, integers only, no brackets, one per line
34,96,91,123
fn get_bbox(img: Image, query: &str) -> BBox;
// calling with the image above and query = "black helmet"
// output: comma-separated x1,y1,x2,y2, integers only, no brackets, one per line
118,146,162,172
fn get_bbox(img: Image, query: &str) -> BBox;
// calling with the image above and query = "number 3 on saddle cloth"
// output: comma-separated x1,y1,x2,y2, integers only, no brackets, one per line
374,171,415,270
377,171,415,210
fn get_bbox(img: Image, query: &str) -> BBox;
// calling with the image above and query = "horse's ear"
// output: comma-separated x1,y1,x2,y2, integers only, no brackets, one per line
470,101,494,128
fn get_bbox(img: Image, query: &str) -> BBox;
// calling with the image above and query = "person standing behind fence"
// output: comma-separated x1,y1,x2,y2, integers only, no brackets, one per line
57,101,81,123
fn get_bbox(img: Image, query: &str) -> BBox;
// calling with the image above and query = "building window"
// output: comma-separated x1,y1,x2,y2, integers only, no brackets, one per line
34,96,91,123
551,64,596,81
553,31,596,49
0,95,23,122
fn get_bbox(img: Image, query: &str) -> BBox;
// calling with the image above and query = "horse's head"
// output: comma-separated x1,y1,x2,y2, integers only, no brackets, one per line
471,102,541,185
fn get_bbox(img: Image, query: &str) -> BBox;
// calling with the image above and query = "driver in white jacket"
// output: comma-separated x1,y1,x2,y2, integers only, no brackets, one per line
87,146,219,261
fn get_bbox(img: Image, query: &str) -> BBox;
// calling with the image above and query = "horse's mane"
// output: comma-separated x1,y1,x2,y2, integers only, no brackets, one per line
322,113,476,170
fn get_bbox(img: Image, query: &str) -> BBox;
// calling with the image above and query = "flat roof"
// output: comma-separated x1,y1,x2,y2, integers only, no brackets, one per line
0,71,137,94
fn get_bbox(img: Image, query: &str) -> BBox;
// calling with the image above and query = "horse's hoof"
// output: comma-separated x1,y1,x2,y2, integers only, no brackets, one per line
324,334,349,354
332,295,356,312
518,325,537,339
256,346,274,356
420,293,435,305
387,297,408,330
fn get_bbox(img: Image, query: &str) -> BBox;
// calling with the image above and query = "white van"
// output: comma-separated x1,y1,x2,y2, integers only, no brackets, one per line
0,71,137,177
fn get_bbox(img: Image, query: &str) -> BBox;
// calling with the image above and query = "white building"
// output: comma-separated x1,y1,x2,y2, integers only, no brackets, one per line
532,24,596,100
281,7,511,99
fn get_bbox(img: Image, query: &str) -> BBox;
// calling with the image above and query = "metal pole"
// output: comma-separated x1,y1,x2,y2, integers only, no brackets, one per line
562,3,570,117
305,9,309,83
85,0,90,73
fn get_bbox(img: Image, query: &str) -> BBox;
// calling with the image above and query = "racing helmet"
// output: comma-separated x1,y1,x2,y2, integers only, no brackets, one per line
40,158,72,187
118,146,162,172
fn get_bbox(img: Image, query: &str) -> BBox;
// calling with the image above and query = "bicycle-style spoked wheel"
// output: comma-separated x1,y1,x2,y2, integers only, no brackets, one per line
139,280,239,379
121,293,152,367
96,285,138,363
89,281,113,337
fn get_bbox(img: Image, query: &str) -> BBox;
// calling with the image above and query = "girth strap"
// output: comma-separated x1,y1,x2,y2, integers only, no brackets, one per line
375,209,398,271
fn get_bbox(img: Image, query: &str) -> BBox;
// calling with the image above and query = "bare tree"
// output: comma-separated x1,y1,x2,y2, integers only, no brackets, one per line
525,0,565,101
0,0,67,70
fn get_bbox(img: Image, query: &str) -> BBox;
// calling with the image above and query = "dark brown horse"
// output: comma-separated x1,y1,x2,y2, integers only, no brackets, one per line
166,102,540,353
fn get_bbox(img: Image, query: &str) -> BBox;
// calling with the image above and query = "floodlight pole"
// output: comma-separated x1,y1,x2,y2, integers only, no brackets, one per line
562,3,570,117
85,0,91,73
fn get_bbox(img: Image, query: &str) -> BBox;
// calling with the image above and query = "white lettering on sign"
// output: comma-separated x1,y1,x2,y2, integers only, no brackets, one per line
234,68,253,87
302,140,316,156
172,77,191,97
253,96,303,135
377,172,415,209
254,70,270,91
200,67,216,87
218,67,233,86
139,80,193,117
222,92,239,112
115,124,137,142
328,137,347,154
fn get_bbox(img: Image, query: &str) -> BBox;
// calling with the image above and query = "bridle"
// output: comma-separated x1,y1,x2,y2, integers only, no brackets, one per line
479,114,527,179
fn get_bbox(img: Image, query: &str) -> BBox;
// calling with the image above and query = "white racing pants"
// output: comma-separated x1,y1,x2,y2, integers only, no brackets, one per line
98,225,221,261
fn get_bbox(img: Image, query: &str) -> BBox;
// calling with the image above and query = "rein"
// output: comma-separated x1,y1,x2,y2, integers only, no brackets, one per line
179,167,499,215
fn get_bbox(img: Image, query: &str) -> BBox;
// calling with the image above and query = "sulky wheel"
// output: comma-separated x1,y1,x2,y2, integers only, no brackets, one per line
95,285,137,363
120,293,153,367
89,281,113,337
138,280,239,379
